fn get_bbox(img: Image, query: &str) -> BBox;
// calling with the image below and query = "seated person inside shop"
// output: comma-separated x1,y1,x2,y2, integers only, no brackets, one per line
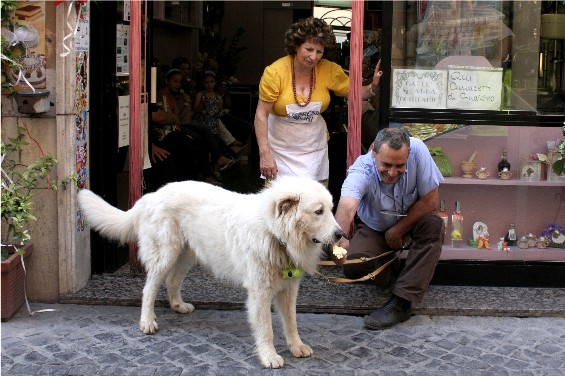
195,58,251,154
334,128,445,330
149,68,235,189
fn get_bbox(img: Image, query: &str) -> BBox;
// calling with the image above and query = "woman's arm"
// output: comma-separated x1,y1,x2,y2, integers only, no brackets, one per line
361,59,383,101
254,99,277,178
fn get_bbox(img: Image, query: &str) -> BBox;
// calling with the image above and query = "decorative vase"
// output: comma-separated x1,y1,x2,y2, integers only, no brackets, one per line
14,90,50,115
498,170,513,180
476,167,490,180
461,161,476,178
1,243,33,321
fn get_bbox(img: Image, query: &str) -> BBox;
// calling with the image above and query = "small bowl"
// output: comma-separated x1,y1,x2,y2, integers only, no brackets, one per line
498,170,512,180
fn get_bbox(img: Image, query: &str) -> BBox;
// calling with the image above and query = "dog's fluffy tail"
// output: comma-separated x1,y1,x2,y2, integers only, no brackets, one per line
78,189,137,244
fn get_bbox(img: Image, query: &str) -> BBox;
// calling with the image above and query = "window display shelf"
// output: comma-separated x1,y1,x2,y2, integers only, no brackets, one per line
441,177,565,187
439,246,565,261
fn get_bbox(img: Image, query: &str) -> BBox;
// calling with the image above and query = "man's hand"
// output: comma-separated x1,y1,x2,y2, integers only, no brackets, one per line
384,226,405,250
151,143,170,163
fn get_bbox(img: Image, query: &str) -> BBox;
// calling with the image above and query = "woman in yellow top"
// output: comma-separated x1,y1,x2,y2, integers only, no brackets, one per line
255,17,382,182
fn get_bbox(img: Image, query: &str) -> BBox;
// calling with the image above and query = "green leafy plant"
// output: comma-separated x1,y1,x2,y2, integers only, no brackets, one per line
1,125,57,260
552,125,565,176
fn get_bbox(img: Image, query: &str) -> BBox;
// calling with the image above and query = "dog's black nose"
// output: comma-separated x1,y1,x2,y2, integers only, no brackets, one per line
334,230,346,241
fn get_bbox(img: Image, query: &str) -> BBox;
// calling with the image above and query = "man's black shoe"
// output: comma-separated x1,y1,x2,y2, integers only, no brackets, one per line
364,294,412,330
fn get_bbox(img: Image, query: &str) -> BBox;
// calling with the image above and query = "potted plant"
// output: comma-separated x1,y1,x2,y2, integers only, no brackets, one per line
1,125,57,320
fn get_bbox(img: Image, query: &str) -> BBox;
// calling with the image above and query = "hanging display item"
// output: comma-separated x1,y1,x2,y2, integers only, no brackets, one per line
428,147,452,177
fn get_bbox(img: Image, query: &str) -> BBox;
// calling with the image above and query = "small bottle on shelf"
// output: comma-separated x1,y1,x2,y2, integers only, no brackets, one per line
438,200,448,235
498,148,511,172
504,223,517,246
451,201,464,248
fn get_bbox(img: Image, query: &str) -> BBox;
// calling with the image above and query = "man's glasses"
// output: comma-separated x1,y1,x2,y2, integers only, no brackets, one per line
379,194,406,217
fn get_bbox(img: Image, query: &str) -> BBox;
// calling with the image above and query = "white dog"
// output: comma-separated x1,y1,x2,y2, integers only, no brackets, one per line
78,176,344,368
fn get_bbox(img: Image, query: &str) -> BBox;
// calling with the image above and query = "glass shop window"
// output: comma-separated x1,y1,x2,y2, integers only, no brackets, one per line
390,0,565,115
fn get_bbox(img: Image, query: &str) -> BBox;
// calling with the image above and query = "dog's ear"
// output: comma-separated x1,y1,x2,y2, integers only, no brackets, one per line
277,196,300,217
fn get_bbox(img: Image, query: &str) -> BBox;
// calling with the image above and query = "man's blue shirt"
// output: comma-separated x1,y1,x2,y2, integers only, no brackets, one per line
341,137,444,232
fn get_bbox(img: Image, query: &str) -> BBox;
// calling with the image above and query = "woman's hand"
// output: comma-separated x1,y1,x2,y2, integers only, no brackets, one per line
362,59,383,100
254,99,277,179
151,143,170,163
370,59,383,92
259,151,278,180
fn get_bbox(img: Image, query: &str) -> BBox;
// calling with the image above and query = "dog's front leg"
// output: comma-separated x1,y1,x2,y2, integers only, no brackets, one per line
247,290,284,368
274,282,313,359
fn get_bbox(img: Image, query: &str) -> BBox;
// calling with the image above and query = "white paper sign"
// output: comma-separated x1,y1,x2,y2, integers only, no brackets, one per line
118,95,130,147
391,69,447,109
447,66,503,110
116,24,129,76
75,19,89,52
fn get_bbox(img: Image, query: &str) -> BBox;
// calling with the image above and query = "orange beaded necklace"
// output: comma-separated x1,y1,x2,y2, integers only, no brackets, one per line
291,59,315,107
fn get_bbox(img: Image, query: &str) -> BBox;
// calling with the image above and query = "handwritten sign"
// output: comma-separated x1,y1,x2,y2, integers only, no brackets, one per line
447,66,503,110
391,69,447,109
118,95,130,147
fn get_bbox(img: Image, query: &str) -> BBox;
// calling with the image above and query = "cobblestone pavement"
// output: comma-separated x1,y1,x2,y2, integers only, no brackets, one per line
2,303,565,375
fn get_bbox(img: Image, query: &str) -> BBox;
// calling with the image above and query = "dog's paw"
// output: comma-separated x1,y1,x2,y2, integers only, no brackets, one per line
260,353,285,369
139,318,158,334
290,343,313,358
171,302,195,314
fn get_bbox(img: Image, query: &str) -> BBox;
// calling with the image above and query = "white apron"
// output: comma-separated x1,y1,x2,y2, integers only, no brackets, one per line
268,102,329,181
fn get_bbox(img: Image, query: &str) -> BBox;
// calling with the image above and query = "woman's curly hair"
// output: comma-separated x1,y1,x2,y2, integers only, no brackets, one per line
284,17,336,56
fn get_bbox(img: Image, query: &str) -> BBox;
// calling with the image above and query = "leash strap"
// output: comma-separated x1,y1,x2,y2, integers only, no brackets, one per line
318,250,395,266
317,250,397,283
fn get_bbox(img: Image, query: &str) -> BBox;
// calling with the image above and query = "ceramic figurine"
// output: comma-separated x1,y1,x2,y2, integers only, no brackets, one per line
477,234,491,249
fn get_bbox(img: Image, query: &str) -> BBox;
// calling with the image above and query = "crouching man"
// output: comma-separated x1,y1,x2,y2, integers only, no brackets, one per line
335,128,445,329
